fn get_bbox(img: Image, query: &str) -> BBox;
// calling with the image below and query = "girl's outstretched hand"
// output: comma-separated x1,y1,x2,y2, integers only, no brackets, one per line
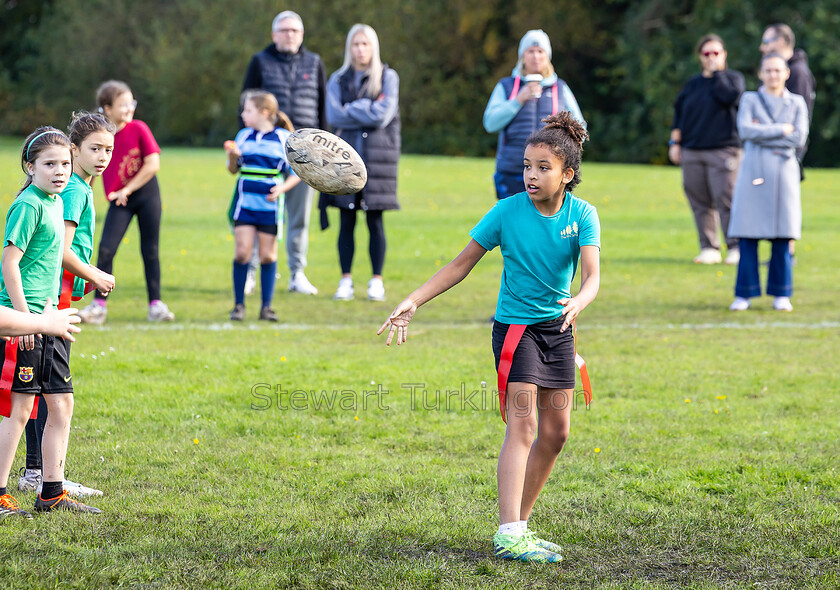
377,298,417,346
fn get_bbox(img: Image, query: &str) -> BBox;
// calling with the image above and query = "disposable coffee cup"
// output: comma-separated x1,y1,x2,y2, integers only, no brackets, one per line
524,74,543,98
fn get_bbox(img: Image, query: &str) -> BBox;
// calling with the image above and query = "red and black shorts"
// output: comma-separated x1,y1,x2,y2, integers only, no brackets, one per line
0,336,72,394
492,317,575,389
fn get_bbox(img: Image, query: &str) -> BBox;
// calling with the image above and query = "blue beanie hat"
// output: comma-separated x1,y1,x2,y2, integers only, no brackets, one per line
518,29,552,61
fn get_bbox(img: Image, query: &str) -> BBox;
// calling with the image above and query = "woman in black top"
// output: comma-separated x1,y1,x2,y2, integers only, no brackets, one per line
670,34,745,265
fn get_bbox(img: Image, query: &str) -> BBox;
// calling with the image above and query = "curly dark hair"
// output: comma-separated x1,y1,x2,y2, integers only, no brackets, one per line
525,111,588,193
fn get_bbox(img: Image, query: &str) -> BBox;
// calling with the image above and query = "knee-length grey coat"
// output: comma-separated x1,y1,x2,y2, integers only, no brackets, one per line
728,88,809,240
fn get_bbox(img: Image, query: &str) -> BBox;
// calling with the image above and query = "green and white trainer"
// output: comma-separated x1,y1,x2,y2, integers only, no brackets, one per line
524,530,562,555
493,532,562,563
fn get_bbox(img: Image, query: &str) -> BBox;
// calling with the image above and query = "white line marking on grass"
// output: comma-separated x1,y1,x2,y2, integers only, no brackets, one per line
586,321,840,331
89,320,840,332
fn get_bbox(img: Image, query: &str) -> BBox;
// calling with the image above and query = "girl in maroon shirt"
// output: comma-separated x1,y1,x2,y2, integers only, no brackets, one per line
78,80,175,324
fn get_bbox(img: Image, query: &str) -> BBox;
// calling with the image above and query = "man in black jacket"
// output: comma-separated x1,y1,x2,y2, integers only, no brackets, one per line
241,10,326,295
760,23,815,163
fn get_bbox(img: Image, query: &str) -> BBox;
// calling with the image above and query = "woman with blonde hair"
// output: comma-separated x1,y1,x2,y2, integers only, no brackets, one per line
483,29,585,200
321,24,401,302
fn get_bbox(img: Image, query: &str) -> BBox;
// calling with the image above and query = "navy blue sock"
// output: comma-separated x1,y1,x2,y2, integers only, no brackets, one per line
41,480,63,499
0,486,6,496
260,262,277,308
233,261,249,305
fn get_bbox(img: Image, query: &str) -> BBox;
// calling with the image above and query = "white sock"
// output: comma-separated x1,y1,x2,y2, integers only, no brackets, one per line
519,520,528,533
497,521,522,536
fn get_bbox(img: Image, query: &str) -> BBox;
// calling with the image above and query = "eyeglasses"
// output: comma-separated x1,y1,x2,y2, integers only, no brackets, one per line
275,28,302,34
702,50,721,57
115,100,138,110
761,36,778,45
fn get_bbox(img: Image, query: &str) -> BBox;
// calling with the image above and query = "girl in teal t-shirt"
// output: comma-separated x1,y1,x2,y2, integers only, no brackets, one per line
379,112,600,563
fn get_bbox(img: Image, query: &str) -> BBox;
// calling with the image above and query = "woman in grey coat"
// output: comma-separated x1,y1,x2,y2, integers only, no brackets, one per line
728,53,808,312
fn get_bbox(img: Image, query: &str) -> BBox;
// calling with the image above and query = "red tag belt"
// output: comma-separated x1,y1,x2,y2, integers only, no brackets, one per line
58,269,94,310
0,338,38,419
1,270,89,418
496,320,592,423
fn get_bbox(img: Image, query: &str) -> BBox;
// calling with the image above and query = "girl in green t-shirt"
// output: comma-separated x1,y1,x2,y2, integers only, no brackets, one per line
19,113,118,502
0,128,100,518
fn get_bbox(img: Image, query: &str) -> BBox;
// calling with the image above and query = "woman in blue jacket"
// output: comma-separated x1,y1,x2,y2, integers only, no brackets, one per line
484,29,585,200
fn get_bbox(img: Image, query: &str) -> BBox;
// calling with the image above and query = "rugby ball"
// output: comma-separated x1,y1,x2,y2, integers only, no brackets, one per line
285,128,367,195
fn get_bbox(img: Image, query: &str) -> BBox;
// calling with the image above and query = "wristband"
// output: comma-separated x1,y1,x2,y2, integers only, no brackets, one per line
668,139,680,146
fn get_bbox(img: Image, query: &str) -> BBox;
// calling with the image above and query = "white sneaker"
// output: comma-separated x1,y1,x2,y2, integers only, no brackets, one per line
773,296,793,312
367,277,385,301
78,301,107,325
334,277,354,301
244,268,257,296
288,271,318,295
694,248,722,264
148,300,175,322
35,479,103,498
729,297,750,311
18,468,41,492
724,248,740,265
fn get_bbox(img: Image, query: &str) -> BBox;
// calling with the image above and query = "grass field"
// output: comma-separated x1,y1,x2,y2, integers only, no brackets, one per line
0,136,838,589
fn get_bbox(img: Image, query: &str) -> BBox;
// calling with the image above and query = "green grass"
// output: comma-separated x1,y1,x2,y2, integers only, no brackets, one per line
0,135,839,589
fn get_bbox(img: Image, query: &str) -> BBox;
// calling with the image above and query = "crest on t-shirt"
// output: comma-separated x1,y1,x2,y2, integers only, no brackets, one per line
560,222,579,239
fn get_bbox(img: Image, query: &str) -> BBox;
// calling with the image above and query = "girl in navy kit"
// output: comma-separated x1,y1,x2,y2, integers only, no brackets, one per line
225,90,300,322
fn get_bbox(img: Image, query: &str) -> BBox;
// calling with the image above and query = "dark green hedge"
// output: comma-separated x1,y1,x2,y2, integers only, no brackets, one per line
1,0,837,165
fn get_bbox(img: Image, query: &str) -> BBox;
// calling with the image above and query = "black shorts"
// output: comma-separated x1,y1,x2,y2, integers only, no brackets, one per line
492,317,575,389
233,220,278,236
0,336,72,394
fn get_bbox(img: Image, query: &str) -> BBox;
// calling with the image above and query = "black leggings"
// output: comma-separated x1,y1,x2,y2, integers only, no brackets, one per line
95,176,162,302
338,208,385,275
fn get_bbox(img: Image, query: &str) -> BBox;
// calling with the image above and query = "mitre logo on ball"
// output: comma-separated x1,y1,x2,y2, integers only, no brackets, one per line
285,128,367,195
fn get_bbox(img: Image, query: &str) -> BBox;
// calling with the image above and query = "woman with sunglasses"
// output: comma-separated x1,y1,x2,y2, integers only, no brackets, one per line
670,34,745,266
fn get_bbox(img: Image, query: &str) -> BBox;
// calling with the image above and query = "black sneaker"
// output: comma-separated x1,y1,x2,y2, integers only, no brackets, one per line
34,490,101,514
0,493,33,519
230,303,246,321
259,306,278,322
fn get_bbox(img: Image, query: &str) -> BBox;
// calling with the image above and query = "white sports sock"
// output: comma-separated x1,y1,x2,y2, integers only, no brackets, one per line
497,521,522,536
519,520,528,533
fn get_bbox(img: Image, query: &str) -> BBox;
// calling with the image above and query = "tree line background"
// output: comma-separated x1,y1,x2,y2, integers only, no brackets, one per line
1,0,837,166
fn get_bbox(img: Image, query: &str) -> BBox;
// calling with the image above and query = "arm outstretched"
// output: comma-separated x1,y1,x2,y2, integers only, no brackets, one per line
377,239,487,345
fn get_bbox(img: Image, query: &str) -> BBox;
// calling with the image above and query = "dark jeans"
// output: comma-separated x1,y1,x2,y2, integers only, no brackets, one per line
735,238,792,298
494,171,524,200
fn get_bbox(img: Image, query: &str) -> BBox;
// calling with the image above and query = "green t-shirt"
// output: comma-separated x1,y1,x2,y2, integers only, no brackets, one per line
62,172,95,298
0,184,65,314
